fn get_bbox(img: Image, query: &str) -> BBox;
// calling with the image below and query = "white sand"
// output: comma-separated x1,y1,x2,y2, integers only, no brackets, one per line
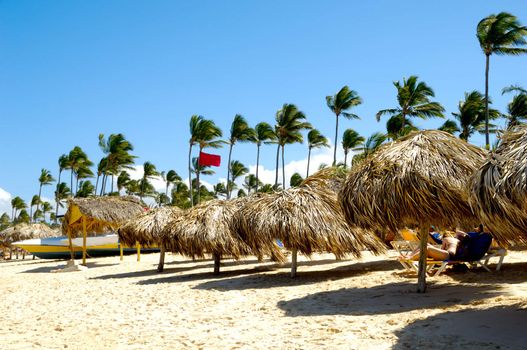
1,249,526,349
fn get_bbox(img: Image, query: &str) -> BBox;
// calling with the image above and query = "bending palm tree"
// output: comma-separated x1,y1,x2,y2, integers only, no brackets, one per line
54,182,71,223
376,76,444,139
164,170,181,198
226,115,255,199
306,129,329,177
342,129,365,168
29,195,39,223
274,104,311,189
10,196,26,222
117,171,131,193
477,12,527,148
98,134,135,195
195,120,222,204
502,86,527,128
41,202,53,223
36,169,55,215
326,86,362,165
228,160,248,195
140,162,159,200
250,122,276,192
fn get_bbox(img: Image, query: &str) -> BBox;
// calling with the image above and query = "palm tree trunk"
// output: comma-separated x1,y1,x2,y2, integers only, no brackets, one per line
274,143,280,186
95,175,99,196
197,147,202,204
36,184,42,215
333,113,339,166
281,145,286,190
306,147,312,178
70,170,74,197
255,144,261,192
188,144,194,207
226,144,233,199
484,53,490,150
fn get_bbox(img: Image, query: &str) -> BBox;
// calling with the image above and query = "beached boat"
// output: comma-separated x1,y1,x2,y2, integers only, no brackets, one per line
12,234,159,259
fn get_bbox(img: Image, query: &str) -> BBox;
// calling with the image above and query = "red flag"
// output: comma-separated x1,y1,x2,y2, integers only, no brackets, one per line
199,151,221,167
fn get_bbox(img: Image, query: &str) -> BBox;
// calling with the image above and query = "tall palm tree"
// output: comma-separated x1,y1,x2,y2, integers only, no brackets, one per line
228,160,248,196
306,129,329,177
226,115,255,199
36,169,55,215
117,171,131,193
29,195,39,223
17,209,30,224
10,196,26,222
98,134,135,195
440,91,500,141
213,182,228,199
164,170,181,198
274,104,311,189
376,76,444,139
68,147,93,195
41,202,53,223
477,12,527,148
326,86,362,165
250,122,276,192
140,162,160,200
342,129,365,168
171,182,191,209
95,158,107,196
195,121,223,204
54,182,71,223
502,86,527,128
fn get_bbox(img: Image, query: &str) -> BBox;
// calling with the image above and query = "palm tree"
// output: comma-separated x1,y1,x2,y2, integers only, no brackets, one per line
274,104,311,189
477,12,527,148
258,183,275,193
191,157,215,201
188,116,223,205
226,115,255,199
376,76,444,139
140,162,159,200
10,196,26,222
54,182,71,222
306,129,329,177
17,209,30,224
68,147,93,195
326,86,362,166
237,189,246,198
125,179,141,196
385,115,419,140
41,202,53,223
290,173,304,187
243,174,261,195
438,120,461,135
502,86,527,128
98,134,135,195
95,158,107,196
440,91,500,141
228,160,248,196
213,182,228,199
76,181,95,198
117,171,131,193
29,195,39,223
0,213,10,231
36,169,55,215
171,182,191,209
352,132,387,166
164,170,181,198
342,129,365,168
250,122,276,192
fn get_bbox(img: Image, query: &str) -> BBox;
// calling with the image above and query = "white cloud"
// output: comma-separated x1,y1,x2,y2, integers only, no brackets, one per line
0,187,12,218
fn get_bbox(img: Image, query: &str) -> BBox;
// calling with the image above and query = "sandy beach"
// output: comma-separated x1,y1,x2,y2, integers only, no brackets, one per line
1,249,526,350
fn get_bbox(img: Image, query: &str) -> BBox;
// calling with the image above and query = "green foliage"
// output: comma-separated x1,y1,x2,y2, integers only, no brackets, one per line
76,181,95,198
290,172,304,187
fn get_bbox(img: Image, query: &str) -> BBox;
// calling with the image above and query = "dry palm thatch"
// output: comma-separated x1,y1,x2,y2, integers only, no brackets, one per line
232,185,386,276
162,197,259,274
0,223,61,246
300,166,349,194
62,196,145,237
469,125,527,245
339,130,487,292
339,130,487,233
118,206,183,248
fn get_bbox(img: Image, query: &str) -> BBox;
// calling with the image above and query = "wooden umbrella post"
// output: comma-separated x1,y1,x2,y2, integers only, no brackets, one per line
213,253,221,275
67,227,75,261
157,245,165,273
136,242,141,262
119,243,124,261
291,249,298,278
82,217,87,266
417,223,429,293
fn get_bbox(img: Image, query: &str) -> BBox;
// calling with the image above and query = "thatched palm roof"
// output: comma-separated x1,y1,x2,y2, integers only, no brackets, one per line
469,125,527,245
162,198,259,260
62,196,146,237
232,185,385,262
339,130,488,232
118,206,183,248
0,223,61,246
301,166,349,194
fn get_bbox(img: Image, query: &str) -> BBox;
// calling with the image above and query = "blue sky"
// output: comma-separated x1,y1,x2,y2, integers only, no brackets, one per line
1,1,526,215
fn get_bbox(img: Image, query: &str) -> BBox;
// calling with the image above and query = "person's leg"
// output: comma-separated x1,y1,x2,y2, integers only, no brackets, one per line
406,244,449,261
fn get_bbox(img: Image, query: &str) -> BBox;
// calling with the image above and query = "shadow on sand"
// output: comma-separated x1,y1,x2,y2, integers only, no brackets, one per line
192,259,401,291
393,304,527,349
276,281,503,317
20,261,118,273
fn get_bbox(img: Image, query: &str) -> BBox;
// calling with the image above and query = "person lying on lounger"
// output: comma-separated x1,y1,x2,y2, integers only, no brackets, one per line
401,230,470,261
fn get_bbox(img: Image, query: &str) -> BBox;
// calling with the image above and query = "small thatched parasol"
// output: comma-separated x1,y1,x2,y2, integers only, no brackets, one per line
1,223,61,259
469,125,527,245
300,166,350,194
232,185,386,277
118,206,184,272
162,197,261,274
339,130,487,292
61,196,146,264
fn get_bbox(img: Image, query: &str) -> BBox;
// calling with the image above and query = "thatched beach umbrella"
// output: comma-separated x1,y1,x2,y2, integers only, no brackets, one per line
62,196,145,264
470,125,527,245
118,206,183,272
339,130,487,292
0,223,61,259
233,185,385,277
162,198,259,275
300,166,349,194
